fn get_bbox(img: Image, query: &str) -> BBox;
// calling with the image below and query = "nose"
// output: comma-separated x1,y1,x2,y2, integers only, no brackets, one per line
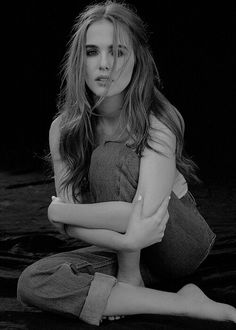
99,52,111,71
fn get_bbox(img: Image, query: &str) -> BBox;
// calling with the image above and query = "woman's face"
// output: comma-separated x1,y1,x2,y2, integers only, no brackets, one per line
85,19,135,98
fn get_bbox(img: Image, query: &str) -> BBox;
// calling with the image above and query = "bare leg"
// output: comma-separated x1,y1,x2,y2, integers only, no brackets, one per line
102,250,144,322
103,282,236,323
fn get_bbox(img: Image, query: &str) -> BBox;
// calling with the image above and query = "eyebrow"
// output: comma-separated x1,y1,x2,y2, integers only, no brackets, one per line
86,44,128,51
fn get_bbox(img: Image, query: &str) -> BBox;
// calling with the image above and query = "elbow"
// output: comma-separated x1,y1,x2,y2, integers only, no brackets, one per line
142,197,162,219
141,190,171,218
48,203,57,223
142,198,162,218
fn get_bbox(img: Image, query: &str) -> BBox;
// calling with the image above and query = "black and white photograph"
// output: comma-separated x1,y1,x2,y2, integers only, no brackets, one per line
0,1,235,329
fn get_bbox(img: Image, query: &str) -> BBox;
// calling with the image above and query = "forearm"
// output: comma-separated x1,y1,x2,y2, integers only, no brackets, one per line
66,225,131,251
48,201,132,233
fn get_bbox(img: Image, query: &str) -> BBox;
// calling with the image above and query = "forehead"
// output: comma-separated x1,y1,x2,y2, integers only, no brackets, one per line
86,19,131,47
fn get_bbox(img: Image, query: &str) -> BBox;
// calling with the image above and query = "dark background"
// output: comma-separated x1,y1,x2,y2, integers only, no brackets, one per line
1,3,236,328
2,1,235,183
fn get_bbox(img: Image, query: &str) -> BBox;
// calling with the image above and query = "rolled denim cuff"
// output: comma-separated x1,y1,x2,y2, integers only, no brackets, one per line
80,272,117,325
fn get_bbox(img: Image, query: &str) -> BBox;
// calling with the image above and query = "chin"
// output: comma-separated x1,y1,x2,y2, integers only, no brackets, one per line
91,85,123,98
93,89,115,98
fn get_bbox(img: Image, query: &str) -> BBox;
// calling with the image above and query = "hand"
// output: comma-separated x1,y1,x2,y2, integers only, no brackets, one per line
124,195,170,251
48,196,67,235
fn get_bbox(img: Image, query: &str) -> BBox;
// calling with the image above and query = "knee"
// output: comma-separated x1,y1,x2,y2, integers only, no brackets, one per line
17,263,39,306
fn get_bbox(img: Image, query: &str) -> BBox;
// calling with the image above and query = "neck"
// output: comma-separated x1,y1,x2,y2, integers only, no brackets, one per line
93,94,128,143
94,93,123,126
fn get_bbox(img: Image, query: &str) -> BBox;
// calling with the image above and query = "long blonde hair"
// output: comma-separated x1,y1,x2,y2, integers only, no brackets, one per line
56,0,199,201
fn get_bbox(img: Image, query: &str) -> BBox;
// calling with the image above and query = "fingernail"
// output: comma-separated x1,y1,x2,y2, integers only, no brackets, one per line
138,195,142,201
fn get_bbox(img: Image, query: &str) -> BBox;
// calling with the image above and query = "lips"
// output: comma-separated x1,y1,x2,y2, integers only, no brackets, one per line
95,75,110,82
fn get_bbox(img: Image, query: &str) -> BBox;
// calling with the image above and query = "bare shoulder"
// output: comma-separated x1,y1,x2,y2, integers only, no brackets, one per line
148,113,176,154
49,115,63,161
49,114,63,134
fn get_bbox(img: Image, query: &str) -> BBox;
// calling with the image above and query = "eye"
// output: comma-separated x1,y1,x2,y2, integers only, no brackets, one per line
118,49,125,57
110,49,125,57
86,49,98,56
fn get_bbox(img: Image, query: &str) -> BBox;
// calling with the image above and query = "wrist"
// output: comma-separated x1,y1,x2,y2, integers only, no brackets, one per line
122,234,140,252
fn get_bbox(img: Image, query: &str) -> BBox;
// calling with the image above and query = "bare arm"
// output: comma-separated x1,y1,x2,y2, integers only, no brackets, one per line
66,226,129,251
132,114,176,217
48,199,132,232
52,195,169,252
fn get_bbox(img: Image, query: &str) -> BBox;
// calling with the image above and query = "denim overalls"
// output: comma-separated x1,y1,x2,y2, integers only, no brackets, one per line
17,141,216,325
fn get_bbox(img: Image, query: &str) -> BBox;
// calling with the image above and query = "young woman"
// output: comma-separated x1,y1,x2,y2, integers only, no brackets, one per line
17,1,236,326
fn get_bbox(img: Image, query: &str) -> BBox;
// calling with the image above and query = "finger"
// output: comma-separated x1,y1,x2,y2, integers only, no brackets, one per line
51,196,56,201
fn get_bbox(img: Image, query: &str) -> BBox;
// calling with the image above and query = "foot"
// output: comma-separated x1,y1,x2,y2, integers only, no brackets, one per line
177,283,212,302
177,283,236,323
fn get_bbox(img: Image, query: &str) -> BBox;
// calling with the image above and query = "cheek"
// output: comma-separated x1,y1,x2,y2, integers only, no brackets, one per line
86,64,92,80
111,68,133,93
86,59,96,78
126,62,134,79
119,60,134,84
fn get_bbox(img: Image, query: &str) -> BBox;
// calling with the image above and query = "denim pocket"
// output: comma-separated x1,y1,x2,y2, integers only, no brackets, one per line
75,251,117,277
